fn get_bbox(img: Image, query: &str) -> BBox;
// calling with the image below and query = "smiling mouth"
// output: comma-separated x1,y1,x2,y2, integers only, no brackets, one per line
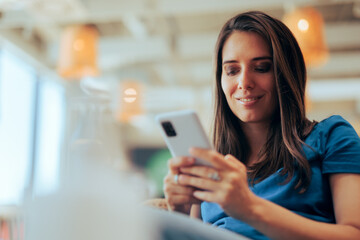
237,96,262,103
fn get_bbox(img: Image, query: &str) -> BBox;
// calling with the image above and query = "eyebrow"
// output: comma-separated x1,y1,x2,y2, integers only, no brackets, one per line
222,56,272,65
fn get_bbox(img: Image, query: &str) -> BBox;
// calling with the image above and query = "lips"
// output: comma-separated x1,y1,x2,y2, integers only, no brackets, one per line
235,95,263,104
236,96,262,102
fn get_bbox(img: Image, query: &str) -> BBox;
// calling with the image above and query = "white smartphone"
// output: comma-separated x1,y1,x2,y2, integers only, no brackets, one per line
155,109,213,166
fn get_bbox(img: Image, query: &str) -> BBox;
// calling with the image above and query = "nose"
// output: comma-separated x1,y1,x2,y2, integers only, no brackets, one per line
237,69,255,90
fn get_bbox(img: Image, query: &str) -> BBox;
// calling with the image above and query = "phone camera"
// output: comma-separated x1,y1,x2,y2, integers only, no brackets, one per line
161,121,177,137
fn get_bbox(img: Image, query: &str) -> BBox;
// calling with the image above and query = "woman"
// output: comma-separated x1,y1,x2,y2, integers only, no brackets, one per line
163,11,360,240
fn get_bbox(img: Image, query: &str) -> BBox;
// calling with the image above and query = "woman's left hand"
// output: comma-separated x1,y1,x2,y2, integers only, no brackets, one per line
177,147,258,221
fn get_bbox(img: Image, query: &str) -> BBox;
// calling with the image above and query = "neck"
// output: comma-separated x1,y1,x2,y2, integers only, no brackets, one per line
240,121,270,165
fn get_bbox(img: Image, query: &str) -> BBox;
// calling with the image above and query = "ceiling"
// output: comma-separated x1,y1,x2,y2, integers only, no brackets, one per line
0,0,360,112
0,0,359,82
0,0,360,145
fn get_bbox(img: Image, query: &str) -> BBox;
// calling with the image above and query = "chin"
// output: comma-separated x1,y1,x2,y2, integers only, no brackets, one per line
237,115,258,123
238,114,270,124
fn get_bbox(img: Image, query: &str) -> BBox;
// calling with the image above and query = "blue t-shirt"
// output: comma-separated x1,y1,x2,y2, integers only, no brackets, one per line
201,115,360,240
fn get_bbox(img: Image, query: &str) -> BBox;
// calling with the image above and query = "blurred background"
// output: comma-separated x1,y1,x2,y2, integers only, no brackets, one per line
0,0,360,238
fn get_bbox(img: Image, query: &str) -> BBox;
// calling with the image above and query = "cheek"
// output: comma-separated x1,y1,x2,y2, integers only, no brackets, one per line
261,77,276,95
258,77,278,106
221,77,233,98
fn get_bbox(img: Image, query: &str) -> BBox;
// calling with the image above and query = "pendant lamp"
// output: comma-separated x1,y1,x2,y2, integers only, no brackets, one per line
57,24,99,79
283,7,329,67
117,81,143,123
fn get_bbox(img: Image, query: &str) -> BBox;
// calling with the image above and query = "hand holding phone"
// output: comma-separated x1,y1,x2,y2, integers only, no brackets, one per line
155,110,213,166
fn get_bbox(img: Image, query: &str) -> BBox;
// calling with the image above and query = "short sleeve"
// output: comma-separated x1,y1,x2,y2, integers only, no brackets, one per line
321,115,360,174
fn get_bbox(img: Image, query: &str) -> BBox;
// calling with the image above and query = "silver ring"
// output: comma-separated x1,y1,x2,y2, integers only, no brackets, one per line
209,172,221,181
174,174,179,184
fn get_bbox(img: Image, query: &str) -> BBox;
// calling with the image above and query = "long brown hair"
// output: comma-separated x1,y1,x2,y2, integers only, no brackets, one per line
213,11,317,192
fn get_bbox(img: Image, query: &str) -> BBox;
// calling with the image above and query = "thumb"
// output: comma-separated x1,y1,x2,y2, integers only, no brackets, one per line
224,154,246,169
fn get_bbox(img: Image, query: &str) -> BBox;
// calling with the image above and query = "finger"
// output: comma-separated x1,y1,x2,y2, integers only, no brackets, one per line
168,156,196,173
178,174,218,191
180,166,221,181
193,190,217,202
189,147,233,169
224,154,246,171
164,172,197,186
166,194,202,205
163,183,196,196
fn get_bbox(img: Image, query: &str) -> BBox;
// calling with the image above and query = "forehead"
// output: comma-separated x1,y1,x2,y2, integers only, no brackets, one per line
222,31,271,61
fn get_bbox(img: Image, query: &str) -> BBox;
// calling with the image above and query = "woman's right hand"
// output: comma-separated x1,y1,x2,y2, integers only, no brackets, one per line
163,156,201,214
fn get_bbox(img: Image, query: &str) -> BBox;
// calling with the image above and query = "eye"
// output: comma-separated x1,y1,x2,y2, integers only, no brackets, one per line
254,63,272,73
225,66,240,76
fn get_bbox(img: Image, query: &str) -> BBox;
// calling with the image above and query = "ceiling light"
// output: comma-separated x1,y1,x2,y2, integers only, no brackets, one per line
283,7,329,67
297,19,309,32
57,25,99,80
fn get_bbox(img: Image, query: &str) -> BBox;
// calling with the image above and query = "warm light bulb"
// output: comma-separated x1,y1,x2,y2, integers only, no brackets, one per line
124,88,137,103
283,7,328,67
73,39,85,51
297,19,309,32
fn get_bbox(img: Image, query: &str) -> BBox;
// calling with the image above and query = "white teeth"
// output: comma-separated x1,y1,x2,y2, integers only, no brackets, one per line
240,97,258,102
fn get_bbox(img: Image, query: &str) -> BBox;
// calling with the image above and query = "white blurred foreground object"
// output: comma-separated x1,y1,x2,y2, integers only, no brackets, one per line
23,91,153,239
67,94,127,174
24,159,151,240
143,208,250,240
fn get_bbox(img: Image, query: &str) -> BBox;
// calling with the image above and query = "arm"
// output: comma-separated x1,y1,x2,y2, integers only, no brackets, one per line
241,173,360,240
179,148,360,240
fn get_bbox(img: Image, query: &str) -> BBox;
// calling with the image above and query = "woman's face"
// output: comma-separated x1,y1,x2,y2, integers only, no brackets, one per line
221,31,278,126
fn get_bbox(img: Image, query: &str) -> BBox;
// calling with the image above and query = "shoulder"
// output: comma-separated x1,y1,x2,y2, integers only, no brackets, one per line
308,115,360,174
316,115,353,131
303,115,359,161
310,115,358,141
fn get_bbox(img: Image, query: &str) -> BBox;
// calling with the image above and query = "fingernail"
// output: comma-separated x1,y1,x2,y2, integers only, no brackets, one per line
187,157,195,163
